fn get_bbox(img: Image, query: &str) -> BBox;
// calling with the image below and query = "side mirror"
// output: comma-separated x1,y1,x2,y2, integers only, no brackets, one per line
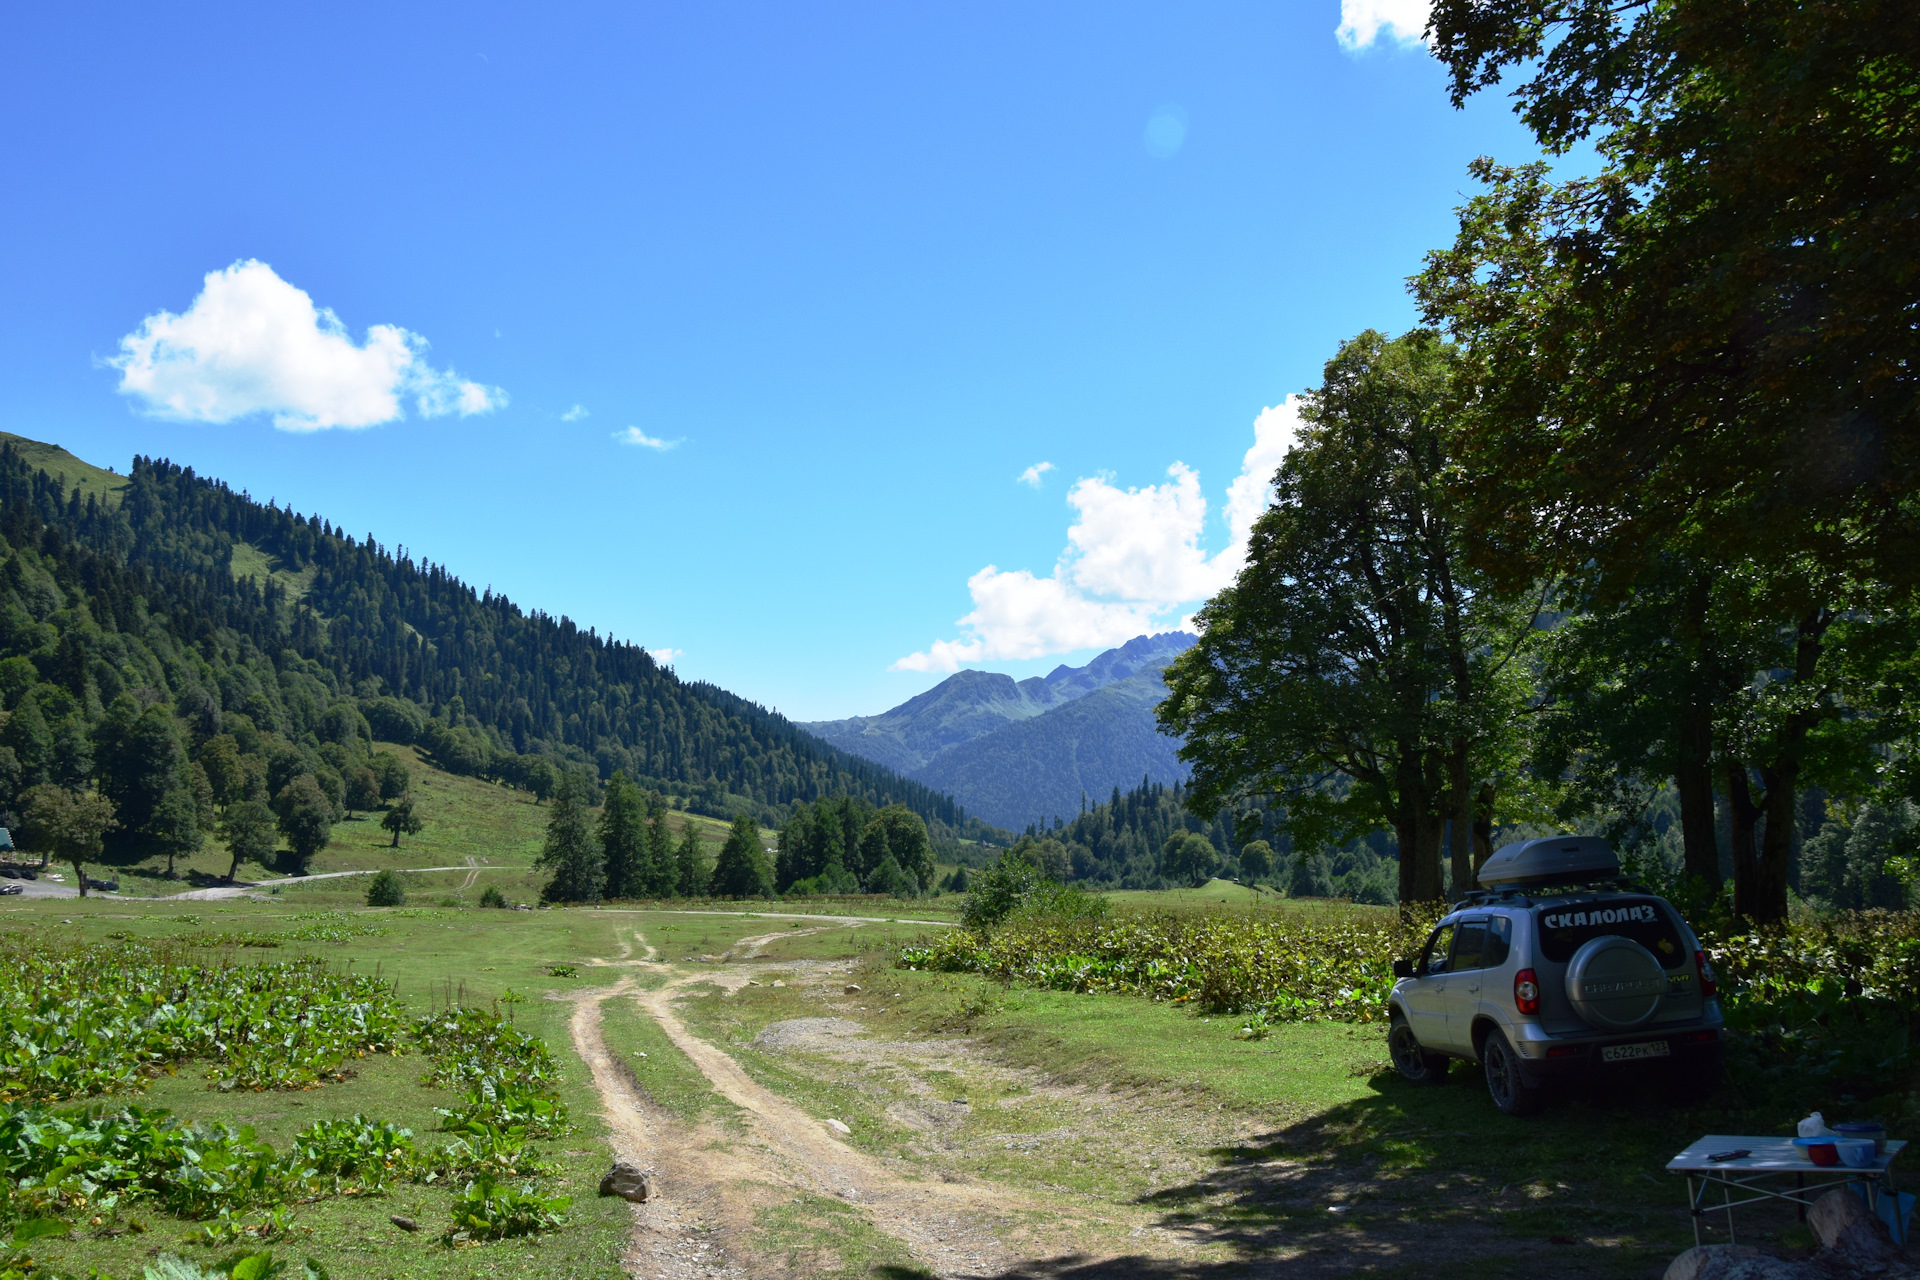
1391,958,1415,980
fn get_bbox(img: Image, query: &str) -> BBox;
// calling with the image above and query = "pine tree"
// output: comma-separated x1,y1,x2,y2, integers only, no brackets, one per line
675,821,706,897
709,813,774,898
645,800,678,898
597,771,647,899
538,773,603,903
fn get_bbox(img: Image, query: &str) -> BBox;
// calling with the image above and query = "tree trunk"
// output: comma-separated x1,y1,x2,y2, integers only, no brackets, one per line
1726,764,1762,920
1754,763,1796,925
1675,700,1721,892
1447,746,1473,898
1472,782,1495,873
72,858,87,897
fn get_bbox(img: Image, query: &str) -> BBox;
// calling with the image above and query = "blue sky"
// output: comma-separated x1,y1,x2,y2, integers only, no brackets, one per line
0,1,1541,721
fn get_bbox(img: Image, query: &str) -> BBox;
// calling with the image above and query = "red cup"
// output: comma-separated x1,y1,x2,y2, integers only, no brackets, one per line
1806,1142,1839,1167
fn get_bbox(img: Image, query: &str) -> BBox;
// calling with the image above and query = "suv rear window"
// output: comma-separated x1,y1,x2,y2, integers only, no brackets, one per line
1534,897,1686,969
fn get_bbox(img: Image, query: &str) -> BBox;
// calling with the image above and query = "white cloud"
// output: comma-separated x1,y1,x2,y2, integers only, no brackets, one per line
613,426,680,450
110,260,505,432
648,647,681,667
562,404,589,422
1017,461,1054,488
1336,0,1429,50
892,399,1302,673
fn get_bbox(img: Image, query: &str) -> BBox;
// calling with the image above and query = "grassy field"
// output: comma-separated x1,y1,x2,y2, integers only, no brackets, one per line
98,744,768,903
3,876,1845,1278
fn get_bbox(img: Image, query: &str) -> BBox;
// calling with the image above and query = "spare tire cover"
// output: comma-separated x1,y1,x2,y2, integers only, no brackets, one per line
1566,935,1666,1030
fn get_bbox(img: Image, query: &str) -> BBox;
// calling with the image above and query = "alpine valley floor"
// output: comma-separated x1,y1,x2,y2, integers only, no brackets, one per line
0,898,1834,1280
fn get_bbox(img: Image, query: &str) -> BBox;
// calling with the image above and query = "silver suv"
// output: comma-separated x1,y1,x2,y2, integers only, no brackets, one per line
1386,836,1724,1116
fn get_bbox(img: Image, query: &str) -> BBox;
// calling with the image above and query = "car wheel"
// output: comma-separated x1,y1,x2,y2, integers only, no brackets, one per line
1482,1028,1544,1116
1389,1014,1449,1084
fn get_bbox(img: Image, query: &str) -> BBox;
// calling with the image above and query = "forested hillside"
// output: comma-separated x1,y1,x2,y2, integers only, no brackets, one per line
0,438,989,862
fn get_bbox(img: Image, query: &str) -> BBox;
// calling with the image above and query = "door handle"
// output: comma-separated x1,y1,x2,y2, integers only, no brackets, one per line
1466,983,1480,993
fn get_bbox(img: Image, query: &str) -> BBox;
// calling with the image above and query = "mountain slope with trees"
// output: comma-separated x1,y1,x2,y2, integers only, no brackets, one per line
0,435,991,883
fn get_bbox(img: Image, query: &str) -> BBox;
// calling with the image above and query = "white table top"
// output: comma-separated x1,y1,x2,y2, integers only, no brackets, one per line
1668,1135,1905,1174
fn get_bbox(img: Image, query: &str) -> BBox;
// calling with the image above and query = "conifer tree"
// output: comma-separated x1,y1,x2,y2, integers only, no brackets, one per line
645,799,678,897
709,813,774,898
538,773,603,903
597,771,647,899
675,821,706,897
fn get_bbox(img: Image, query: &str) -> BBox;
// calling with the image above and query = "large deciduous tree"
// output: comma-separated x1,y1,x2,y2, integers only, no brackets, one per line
1159,329,1541,905
272,773,334,875
17,784,117,896
1421,0,1920,586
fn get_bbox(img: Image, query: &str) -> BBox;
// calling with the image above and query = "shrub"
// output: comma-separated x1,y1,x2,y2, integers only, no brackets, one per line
478,884,507,908
365,869,406,907
445,1175,570,1243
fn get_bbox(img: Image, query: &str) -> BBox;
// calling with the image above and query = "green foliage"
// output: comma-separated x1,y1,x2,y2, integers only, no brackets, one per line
217,802,276,883
1160,833,1217,888
708,813,774,898
534,774,601,904
377,795,422,848
907,902,1429,1023
0,937,406,1103
411,1007,568,1137
477,884,508,908
775,796,932,894
1237,839,1273,882
595,771,648,899
958,850,1109,931
268,776,331,876
1159,330,1542,906
363,869,406,907
444,1176,569,1244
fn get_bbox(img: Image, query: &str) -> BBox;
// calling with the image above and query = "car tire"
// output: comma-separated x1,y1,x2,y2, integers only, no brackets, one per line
1482,1028,1544,1116
1389,1014,1449,1084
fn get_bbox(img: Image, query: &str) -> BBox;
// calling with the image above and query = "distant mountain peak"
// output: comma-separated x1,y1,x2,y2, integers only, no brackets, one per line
800,631,1197,826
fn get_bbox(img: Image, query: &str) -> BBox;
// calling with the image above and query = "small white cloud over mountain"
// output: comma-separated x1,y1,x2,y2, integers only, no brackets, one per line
1018,461,1054,488
110,260,505,432
893,397,1302,672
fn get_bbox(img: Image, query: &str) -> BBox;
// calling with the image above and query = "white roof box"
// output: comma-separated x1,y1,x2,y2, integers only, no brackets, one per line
1477,835,1620,888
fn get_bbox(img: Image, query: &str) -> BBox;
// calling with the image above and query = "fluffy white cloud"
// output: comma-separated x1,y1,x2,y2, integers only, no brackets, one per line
110,260,505,432
613,426,679,450
648,647,681,667
892,400,1302,673
1336,0,1429,49
1017,461,1054,488
562,404,589,422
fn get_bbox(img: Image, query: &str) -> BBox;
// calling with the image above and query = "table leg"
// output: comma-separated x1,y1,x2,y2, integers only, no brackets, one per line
1689,1176,1702,1248
1725,1178,1737,1245
1797,1172,1805,1221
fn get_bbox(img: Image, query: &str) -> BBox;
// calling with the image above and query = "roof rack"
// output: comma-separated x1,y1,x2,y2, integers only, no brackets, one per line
1450,875,1656,912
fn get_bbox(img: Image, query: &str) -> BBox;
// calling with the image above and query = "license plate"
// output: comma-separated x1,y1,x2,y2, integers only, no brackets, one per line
1601,1040,1670,1062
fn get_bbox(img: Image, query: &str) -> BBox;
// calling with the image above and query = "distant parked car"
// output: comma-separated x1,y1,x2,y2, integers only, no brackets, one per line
0,883,21,896
87,878,120,893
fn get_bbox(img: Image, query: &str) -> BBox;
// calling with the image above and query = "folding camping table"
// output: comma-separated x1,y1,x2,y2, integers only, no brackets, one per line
1667,1134,1906,1246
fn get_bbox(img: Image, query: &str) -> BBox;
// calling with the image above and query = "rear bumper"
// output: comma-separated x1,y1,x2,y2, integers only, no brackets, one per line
1516,1029,1723,1084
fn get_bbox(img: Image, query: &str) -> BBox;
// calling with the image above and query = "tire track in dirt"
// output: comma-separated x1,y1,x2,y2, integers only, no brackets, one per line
633,970,1031,1276
570,977,765,1279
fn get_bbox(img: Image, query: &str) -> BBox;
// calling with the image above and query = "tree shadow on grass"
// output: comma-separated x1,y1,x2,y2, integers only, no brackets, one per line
964,1066,1801,1279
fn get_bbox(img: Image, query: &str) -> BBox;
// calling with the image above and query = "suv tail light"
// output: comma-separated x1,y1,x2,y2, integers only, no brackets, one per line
1514,968,1540,1015
1695,950,1717,998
